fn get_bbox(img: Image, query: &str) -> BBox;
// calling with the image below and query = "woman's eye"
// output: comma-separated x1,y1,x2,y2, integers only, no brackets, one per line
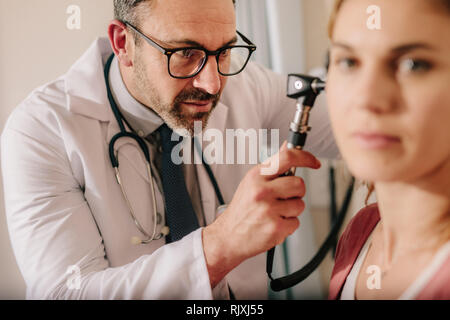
398,58,431,74
335,58,358,70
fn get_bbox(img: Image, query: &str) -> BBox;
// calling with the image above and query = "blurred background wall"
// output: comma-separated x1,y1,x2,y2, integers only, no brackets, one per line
0,0,370,299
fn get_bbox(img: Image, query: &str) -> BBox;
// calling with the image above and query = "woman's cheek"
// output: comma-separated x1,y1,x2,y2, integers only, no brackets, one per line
326,89,349,149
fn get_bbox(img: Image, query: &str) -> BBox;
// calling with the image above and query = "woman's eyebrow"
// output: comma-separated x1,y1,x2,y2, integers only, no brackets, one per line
330,41,355,51
391,43,436,54
330,41,436,54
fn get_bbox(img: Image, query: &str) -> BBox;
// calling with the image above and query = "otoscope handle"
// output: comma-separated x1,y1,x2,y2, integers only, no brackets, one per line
266,96,311,283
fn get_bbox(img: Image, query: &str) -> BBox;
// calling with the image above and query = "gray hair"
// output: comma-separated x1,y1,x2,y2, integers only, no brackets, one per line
114,0,236,45
114,0,147,25
114,0,148,30
114,0,236,27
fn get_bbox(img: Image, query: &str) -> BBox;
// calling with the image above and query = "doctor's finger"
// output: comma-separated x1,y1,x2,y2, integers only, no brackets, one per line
271,197,305,218
276,216,301,240
267,176,306,199
260,147,321,180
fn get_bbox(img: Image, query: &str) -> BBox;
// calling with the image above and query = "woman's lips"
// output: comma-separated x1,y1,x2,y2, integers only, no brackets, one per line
352,132,401,149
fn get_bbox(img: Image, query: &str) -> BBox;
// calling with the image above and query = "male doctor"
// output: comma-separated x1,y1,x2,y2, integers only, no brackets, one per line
1,0,337,299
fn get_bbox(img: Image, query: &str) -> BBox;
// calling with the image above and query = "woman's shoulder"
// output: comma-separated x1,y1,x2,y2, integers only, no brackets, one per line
328,203,381,299
339,203,381,247
415,244,450,300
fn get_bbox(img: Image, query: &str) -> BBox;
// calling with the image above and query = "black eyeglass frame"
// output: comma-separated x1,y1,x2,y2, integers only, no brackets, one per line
124,22,257,79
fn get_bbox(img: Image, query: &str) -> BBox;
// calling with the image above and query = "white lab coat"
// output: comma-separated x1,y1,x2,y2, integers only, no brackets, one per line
1,38,338,299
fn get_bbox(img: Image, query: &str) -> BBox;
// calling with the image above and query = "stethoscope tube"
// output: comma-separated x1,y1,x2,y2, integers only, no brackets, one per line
109,131,151,167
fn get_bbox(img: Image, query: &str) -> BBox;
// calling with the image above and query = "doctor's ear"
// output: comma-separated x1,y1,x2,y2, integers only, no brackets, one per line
108,20,134,67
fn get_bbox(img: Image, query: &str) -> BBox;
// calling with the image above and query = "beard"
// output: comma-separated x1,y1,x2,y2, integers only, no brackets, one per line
133,52,221,137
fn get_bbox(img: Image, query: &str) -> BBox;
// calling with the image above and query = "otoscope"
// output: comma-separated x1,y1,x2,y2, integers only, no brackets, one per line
266,74,355,292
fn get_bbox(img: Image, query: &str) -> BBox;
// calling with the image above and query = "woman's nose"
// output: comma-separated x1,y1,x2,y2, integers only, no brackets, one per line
352,64,400,114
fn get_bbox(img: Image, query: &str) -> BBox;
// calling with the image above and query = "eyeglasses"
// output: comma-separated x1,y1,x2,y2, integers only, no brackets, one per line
125,22,257,79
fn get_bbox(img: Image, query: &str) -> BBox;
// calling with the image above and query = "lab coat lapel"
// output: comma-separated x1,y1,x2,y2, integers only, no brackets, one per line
196,102,228,226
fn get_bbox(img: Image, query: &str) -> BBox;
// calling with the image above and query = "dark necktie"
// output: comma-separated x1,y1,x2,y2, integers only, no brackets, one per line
158,124,199,243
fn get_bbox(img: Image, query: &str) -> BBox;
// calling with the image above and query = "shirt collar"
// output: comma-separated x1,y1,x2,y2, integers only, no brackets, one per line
109,55,164,136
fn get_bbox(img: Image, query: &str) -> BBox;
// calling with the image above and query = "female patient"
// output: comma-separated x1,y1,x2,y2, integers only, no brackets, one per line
326,0,450,299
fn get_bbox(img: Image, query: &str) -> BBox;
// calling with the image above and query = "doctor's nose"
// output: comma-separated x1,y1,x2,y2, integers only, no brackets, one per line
192,56,222,95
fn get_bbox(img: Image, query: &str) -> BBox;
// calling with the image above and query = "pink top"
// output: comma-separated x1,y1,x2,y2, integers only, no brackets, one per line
328,203,450,300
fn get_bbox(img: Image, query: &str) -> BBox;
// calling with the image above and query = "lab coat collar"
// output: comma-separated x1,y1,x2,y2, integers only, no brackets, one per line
64,37,113,122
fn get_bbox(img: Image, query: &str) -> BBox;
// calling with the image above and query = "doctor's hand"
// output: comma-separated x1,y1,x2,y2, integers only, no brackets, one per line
202,141,321,288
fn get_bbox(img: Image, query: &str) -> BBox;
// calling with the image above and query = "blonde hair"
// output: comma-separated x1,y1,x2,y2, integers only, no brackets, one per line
328,0,345,39
328,0,450,39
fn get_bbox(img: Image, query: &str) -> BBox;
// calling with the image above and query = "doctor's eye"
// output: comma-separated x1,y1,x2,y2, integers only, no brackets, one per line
176,49,203,60
398,58,432,74
219,48,232,59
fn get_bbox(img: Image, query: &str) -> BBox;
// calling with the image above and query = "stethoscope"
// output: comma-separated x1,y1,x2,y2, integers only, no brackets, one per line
103,53,226,245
